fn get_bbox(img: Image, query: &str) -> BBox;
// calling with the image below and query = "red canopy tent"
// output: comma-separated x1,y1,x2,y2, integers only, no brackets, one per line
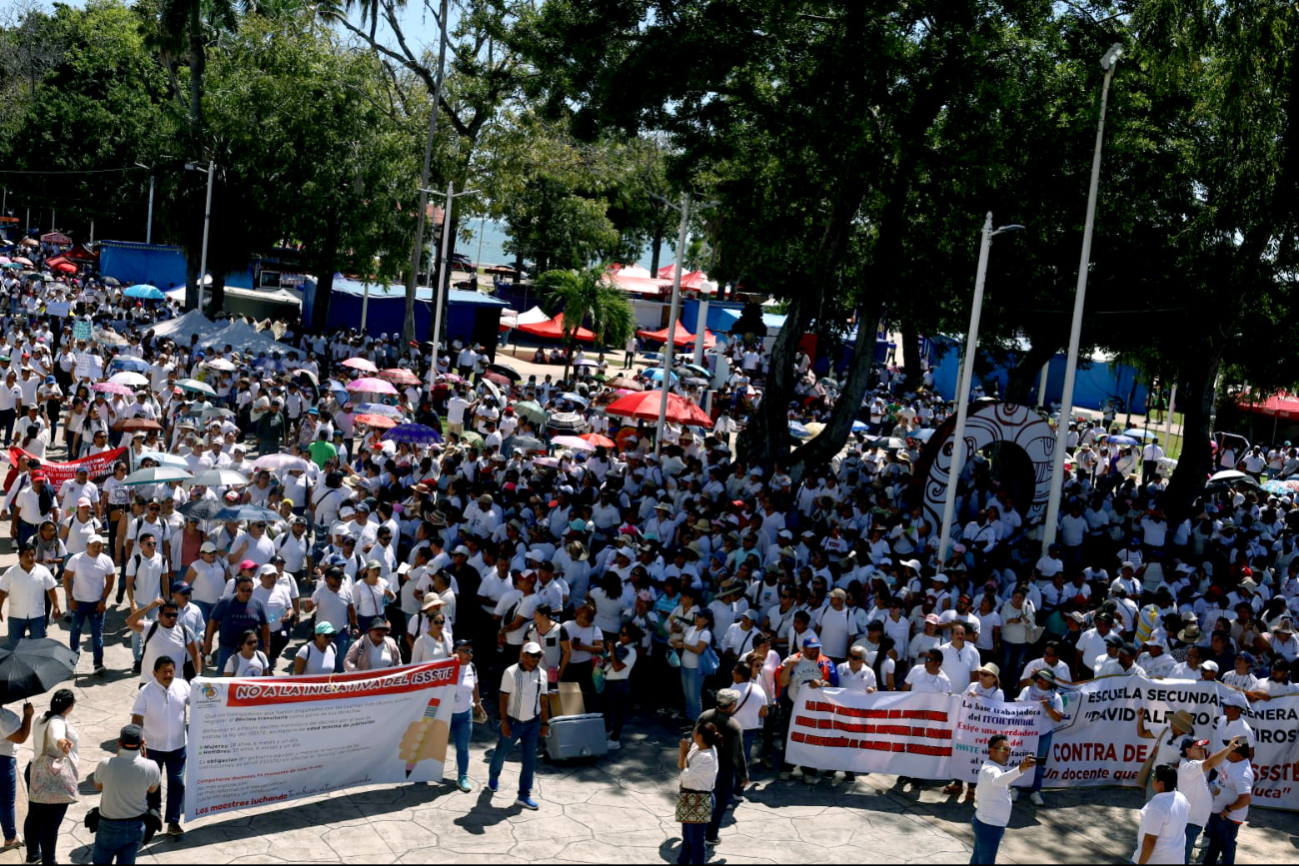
516,312,597,342
636,320,717,349
606,390,713,427
654,265,716,293
62,244,97,262
47,259,77,274
40,231,72,246
1240,392,1299,420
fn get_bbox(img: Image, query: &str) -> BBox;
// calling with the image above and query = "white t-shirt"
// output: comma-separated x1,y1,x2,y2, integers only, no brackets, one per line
1132,790,1189,865
1177,759,1213,827
731,680,767,731
65,551,115,603
224,650,270,677
0,707,20,758
905,666,952,693
295,641,337,674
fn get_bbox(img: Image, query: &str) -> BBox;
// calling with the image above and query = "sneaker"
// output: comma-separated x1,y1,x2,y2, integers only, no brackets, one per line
704,838,719,848
457,776,472,793
829,772,843,786
166,823,184,837
93,665,106,677
487,776,499,793
132,660,142,675
606,739,621,751
1029,792,1045,807
943,782,963,796
515,796,539,810
963,788,975,804
1010,789,1019,802
25,854,39,864
790,766,803,778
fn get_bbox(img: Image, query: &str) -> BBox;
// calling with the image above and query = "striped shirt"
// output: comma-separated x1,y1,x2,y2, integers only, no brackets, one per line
500,663,548,722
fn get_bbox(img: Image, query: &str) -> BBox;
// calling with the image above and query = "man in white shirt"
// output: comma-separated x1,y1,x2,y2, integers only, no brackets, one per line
1134,764,1189,865
1178,736,1243,863
904,649,953,693
487,642,550,810
0,543,60,640
971,734,1036,864
63,534,115,674
126,600,202,685
1203,743,1254,866
937,624,980,689
129,656,190,836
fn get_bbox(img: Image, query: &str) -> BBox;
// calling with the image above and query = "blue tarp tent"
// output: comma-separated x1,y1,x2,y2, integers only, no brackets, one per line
318,278,506,353
98,241,254,291
928,335,1148,412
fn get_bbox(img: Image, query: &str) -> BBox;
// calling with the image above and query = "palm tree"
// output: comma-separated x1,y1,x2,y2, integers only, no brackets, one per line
536,265,636,384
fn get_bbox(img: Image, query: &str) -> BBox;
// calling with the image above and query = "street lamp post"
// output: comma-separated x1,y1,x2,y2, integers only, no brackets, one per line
1042,42,1124,553
656,192,691,454
185,161,215,313
936,213,1024,564
422,181,477,356
135,163,154,244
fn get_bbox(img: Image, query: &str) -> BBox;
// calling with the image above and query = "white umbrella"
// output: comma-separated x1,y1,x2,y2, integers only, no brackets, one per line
204,358,237,372
190,469,249,488
108,371,149,387
551,435,595,452
1209,469,1256,486
252,454,312,472
124,466,193,485
178,378,217,397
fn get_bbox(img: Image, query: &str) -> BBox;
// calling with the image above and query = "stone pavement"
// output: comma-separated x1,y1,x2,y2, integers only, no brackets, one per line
0,585,1294,866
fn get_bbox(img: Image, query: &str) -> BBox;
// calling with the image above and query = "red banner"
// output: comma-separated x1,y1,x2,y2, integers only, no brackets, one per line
8,446,126,491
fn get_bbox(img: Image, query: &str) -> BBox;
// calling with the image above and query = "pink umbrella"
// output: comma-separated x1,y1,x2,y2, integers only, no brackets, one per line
92,381,134,396
345,377,398,395
379,368,420,385
341,358,378,373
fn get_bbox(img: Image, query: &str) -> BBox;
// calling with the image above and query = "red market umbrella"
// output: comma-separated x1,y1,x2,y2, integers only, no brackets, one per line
579,433,616,448
605,390,713,428
50,261,77,275
636,320,716,350
14,256,33,267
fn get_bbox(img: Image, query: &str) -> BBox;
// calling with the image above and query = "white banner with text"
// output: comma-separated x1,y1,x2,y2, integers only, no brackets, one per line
184,660,459,822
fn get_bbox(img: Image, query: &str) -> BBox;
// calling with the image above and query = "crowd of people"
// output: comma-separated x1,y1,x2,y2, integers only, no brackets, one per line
0,261,1285,864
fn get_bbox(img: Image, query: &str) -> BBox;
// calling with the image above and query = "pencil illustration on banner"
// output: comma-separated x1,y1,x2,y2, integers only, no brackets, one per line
399,694,449,778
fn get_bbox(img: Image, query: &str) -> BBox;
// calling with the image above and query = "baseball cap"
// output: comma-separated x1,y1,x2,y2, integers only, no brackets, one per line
1179,737,1209,756
119,724,144,749
1201,660,1220,673
715,688,740,708
741,609,760,621
199,542,217,553
259,564,277,576
86,534,105,545
802,635,821,650
521,641,543,656
171,582,192,596
239,559,257,571
314,621,338,636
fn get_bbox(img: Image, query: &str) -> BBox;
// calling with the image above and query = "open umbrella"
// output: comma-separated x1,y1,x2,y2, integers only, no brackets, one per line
252,454,312,472
681,363,711,378
1208,469,1257,486
487,363,521,382
123,284,165,300
573,359,600,368
0,639,77,702
503,434,545,454
341,358,378,373
379,368,421,385
643,368,679,383
513,401,548,426
204,358,237,372
92,381,134,397
177,378,217,397
200,406,235,420
605,391,713,428
111,417,163,433
50,261,76,275
346,377,398,395
579,433,616,449
190,469,250,488
1103,434,1140,446
383,423,442,445
458,430,485,448
851,419,870,433
109,357,151,373
103,276,121,287
484,372,513,388
124,466,193,485
213,504,281,523
354,413,398,429
552,434,596,452
789,421,812,439
13,256,32,266
559,392,589,407
138,450,189,468
108,371,148,388
605,376,643,391
0,263,21,270
178,499,226,521
353,402,402,418
546,411,588,435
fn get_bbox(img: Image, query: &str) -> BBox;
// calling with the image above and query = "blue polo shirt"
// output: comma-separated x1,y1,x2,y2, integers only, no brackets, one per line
210,596,269,649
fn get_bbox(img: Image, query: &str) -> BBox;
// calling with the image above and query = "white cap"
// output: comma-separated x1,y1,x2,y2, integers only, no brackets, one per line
259,564,278,576
87,534,106,545
521,641,543,655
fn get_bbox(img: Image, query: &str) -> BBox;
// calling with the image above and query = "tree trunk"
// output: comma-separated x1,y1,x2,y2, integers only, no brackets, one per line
1162,355,1220,525
737,292,809,468
209,271,226,315
898,316,921,394
184,255,199,312
1004,340,1058,405
513,250,522,285
650,228,664,273
312,269,336,333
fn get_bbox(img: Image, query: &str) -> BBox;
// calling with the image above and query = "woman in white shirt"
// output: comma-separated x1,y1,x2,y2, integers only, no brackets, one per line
677,608,714,722
869,636,899,691
294,623,340,675
25,689,77,865
224,629,271,676
410,612,454,664
587,573,627,644
447,640,481,792
677,722,722,866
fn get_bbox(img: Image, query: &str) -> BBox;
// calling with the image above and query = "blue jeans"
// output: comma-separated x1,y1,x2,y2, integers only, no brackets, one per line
193,599,215,625
147,747,186,824
91,818,144,865
1029,730,1053,794
678,802,712,866
1203,813,1240,865
0,755,14,840
331,631,353,673
69,604,104,667
1001,642,1029,687
1186,823,1203,864
16,522,38,548
681,665,703,721
8,615,46,644
969,816,1006,865
488,715,540,798
450,710,472,779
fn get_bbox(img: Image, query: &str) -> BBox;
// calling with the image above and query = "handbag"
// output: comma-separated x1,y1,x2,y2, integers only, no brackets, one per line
675,790,713,824
29,722,78,805
667,648,682,669
699,645,720,678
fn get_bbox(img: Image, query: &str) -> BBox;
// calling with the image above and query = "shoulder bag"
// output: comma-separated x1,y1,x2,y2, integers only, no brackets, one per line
29,720,78,805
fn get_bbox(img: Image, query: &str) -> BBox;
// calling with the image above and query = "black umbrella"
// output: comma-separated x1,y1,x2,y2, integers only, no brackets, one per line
0,639,77,702
178,499,226,520
487,363,522,382
103,276,121,287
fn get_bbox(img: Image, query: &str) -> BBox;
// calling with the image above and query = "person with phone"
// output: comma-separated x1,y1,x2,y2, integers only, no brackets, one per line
971,734,1037,864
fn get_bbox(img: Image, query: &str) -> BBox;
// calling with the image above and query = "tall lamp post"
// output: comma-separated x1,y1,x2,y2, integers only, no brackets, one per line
936,213,1024,564
1042,42,1125,553
185,161,215,313
421,181,477,356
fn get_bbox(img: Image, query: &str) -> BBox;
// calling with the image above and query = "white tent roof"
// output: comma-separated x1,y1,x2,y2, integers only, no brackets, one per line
149,310,223,342
517,306,549,326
